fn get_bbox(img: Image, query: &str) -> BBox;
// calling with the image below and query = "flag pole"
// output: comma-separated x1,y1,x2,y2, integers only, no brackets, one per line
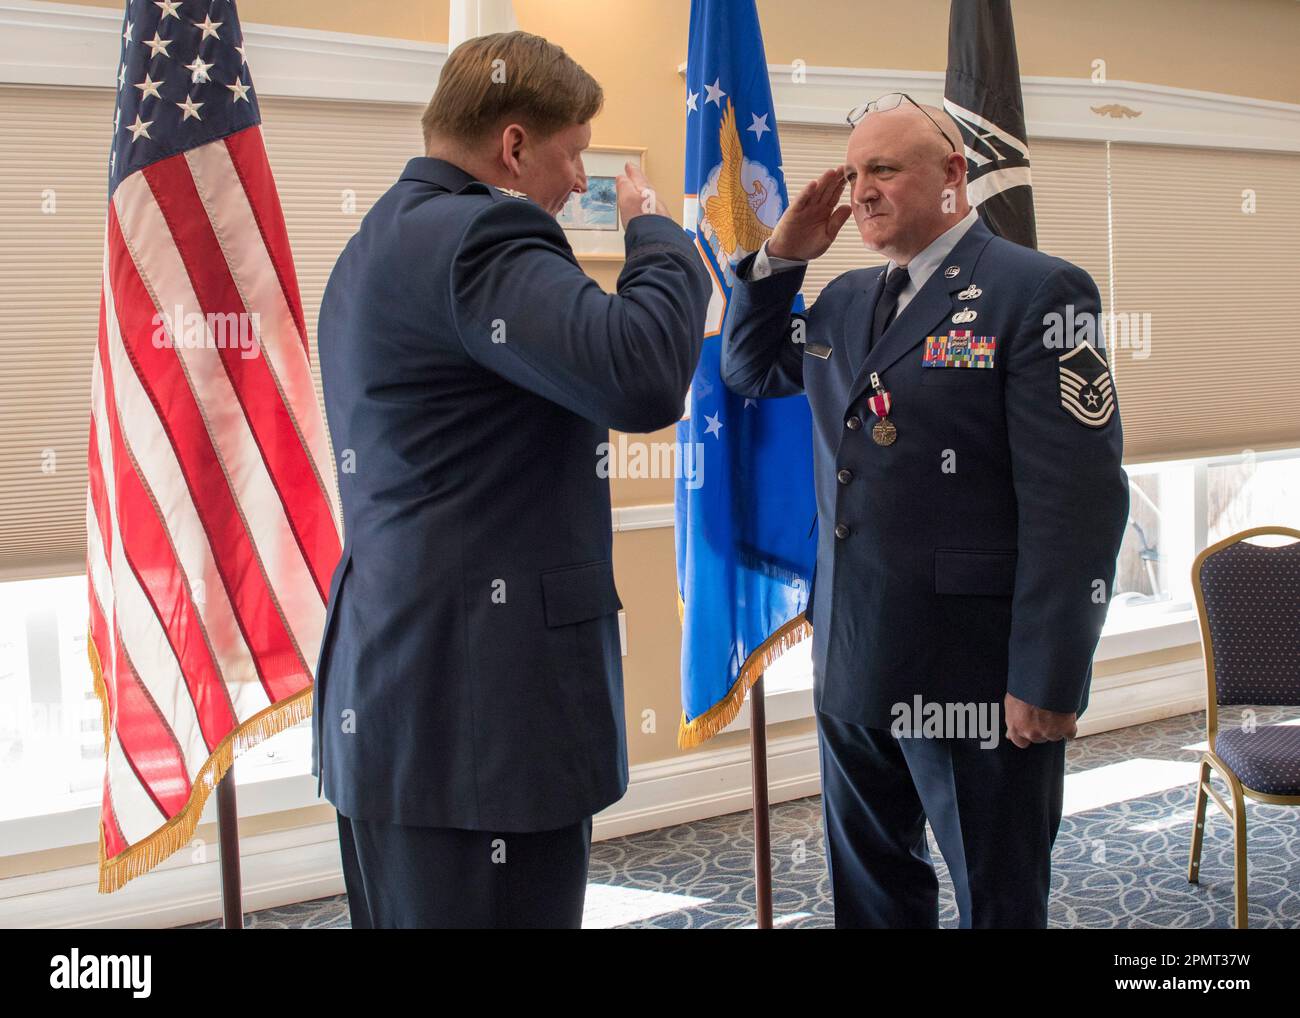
749,674,773,928
216,770,244,929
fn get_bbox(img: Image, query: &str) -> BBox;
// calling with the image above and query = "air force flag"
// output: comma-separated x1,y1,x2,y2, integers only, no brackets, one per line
675,0,817,747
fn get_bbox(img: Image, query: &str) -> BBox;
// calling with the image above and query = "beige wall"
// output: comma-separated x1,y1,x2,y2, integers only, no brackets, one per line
757,0,1300,104
70,0,1300,100
13,0,1293,879
71,0,452,42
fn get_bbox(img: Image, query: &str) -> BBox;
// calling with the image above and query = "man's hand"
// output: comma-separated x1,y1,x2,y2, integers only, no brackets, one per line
617,162,670,227
1003,691,1077,749
766,167,853,261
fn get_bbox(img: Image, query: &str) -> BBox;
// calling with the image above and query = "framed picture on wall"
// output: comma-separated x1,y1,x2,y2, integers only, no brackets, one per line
557,145,647,260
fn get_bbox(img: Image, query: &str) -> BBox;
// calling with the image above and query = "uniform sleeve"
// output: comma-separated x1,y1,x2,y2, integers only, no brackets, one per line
1003,262,1130,713
451,199,711,433
719,249,808,398
749,239,809,281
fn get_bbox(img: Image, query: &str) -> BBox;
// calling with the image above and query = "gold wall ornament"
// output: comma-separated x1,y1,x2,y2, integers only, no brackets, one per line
1090,103,1143,119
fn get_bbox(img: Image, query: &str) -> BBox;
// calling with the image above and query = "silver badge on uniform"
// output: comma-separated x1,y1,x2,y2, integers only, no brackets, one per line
944,265,960,278
957,285,982,300
1059,342,1115,427
951,307,978,324
498,187,529,199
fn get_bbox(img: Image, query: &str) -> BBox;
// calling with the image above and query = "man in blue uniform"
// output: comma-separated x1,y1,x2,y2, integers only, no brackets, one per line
722,95,1128,927
312,32,710,928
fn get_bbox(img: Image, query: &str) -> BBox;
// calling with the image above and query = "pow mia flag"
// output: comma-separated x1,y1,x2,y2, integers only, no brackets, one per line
944,0,1037,250
1059,343,1116,428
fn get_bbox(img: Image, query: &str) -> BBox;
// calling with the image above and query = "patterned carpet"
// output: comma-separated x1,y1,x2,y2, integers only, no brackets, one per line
183,708,1300,928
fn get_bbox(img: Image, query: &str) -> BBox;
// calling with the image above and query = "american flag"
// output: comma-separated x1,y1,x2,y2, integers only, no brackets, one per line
88,0,341,893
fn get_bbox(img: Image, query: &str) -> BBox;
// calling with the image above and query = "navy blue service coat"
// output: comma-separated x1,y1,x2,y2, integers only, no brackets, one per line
722,219,1128,726
313,157,710,830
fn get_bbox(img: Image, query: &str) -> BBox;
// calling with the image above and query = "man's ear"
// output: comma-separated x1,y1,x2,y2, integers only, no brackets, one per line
943,151,967,189
500,123,528,177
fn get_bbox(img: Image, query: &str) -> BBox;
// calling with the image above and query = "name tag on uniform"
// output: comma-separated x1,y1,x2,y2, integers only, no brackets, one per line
805,342,832,360
922,330,996,369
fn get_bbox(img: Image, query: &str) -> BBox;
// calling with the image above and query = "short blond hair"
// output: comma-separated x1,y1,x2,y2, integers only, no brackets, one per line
421,31,603,149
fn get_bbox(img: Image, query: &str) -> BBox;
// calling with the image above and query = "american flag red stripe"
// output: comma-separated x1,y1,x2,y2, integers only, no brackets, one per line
96,226,227,841
94,310,240,753
223,128,311,356
139,156,336,598
89,3,340,891
108,191,315,684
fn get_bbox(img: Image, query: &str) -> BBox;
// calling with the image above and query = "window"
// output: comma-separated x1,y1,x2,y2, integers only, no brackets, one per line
0,574,311,825
1107,447,1300,634
0,575,99,821
1109,460,1197,628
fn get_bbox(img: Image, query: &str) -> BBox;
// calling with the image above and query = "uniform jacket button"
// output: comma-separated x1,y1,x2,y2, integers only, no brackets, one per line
837,468,853,484
834,523,850,539
845,416,862,431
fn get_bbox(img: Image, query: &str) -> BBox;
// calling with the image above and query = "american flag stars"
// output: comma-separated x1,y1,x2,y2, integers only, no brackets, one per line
127,113,154,142
134,73,163,99
143,31,173,58
176,94,204,121
186,56,213,83
110,0,259,192
195,14,223,40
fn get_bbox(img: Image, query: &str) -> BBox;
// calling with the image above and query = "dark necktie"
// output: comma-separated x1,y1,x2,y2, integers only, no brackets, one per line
869,265,911,349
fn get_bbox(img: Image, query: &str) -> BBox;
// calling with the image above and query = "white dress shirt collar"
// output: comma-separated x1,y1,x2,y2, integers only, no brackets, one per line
886,207,979,311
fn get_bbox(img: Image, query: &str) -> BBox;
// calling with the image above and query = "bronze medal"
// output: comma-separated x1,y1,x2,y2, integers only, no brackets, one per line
866,371,897,446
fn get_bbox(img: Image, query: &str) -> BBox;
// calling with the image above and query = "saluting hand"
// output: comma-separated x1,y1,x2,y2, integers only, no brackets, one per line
766,166,853,262
1003,691,1078,749
616,162,670,228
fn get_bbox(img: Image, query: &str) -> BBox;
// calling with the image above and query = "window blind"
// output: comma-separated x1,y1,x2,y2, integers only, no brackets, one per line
1109,142,1300,462
0,85,423,578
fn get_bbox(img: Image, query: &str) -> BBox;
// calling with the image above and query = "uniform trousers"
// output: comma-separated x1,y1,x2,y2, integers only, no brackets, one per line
817,709,1067,928
336,811,592,928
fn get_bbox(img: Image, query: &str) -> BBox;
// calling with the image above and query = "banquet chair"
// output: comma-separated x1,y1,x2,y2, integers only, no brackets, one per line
1188,526,1300,928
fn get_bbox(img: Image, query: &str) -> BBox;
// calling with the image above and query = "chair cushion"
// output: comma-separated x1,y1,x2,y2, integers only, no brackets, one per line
1214,725,1300,795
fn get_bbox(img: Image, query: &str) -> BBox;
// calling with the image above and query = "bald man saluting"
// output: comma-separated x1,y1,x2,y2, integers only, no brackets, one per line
722,94,1128,928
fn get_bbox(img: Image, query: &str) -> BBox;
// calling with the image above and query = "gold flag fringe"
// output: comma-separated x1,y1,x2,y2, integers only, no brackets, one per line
87,629,314,894
676,612,811,749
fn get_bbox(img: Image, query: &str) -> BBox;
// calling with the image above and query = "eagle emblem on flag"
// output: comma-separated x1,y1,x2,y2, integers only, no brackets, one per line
698,100,783,276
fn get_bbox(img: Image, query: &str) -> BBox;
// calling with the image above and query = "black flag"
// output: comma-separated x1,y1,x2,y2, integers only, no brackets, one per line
944,0,1037,249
